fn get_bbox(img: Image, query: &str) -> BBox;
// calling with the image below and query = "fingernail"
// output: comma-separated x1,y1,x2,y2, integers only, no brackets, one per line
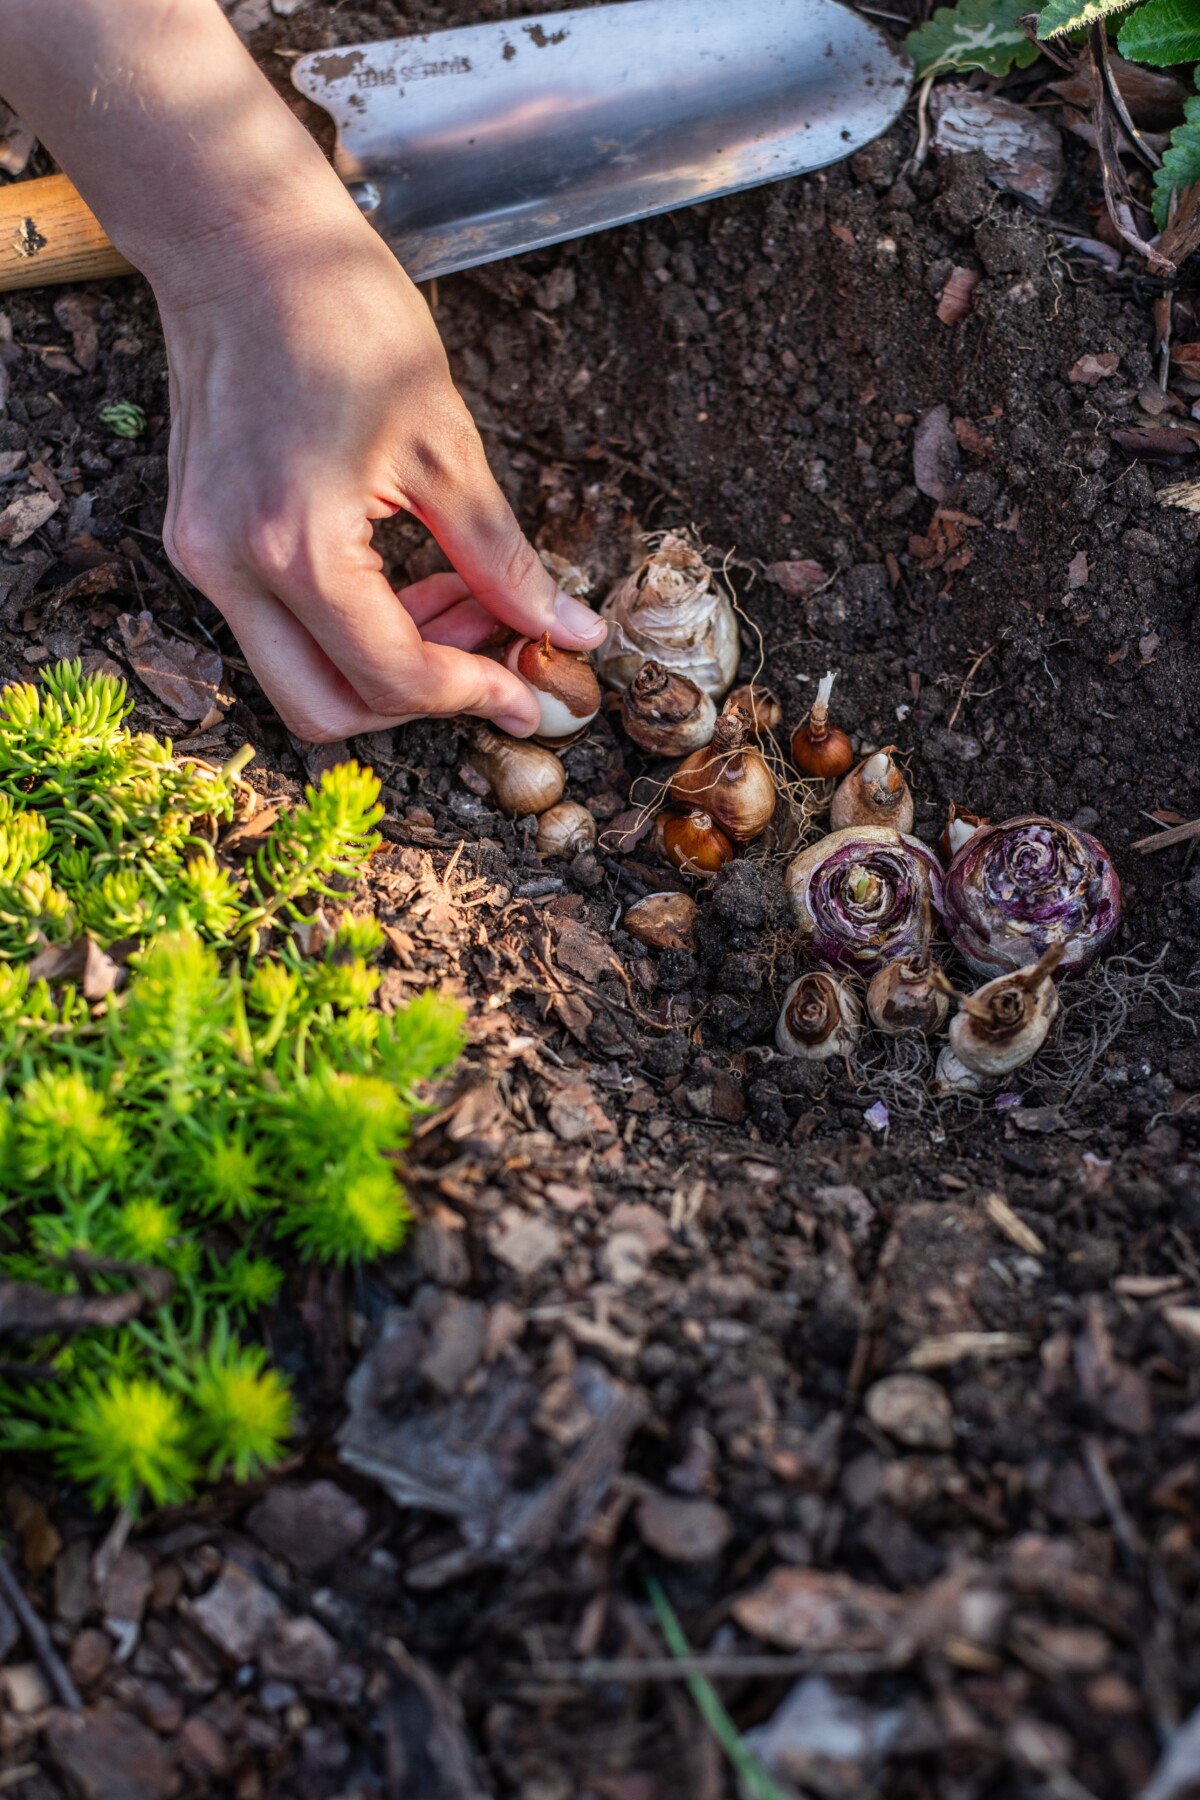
495,711,536,737
554,591,607,644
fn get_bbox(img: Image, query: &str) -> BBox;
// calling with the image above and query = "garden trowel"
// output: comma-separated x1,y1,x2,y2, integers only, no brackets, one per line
0,0,910,292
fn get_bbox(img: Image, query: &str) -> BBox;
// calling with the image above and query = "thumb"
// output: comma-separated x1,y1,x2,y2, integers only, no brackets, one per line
405,425,607,652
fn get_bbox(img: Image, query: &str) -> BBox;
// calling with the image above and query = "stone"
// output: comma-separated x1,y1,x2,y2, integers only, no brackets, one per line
47,1706,181,1800
490,1209,562,1278
636,1491,733,1563
190,1562,282,1663
68,1627,114,1688
865,1374,955,1451
246,1480,368,1576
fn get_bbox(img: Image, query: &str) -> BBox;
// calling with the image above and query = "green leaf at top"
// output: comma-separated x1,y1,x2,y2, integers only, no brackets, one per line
906,0,1041,77
1037,0,1141,39
1118,0,1200,63
1153,85,1200,226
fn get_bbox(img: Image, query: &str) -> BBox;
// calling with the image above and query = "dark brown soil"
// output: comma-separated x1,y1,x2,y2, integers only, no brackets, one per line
2,4,1200,1798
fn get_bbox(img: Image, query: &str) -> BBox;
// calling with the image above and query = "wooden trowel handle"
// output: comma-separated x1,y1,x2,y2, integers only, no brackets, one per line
0,174,133,293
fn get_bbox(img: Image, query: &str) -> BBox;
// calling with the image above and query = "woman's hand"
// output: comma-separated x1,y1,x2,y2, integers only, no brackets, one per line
0,0,605,742
158,223,604,742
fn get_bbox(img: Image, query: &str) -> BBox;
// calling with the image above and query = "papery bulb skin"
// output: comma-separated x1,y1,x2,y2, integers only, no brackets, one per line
867,958,949,1037
943,814,1121,979
623,891,699,952
791,671,855,779
598,530,740,698
657,809,734,877
785,826,944,974
949,943,1063,1078
503,633,601,742
775,971,862,1061
536,801,597,859
830,748,913,834
669,711,777,842
725,683,783,737
938,801,988,866
621,660,717,756
469,726,566,818
932,1044,991,1097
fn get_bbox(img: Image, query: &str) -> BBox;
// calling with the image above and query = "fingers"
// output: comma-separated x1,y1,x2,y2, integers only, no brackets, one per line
396,406,606,652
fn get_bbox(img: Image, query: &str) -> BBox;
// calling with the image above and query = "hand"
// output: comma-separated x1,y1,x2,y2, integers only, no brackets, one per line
158,221,603,742
0,0,606,744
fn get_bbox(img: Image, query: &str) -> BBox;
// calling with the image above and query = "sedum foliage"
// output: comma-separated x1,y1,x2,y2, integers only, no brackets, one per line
0,662,464,1513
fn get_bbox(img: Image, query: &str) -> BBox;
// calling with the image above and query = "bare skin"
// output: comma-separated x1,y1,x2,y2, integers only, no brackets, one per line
0,0,606,741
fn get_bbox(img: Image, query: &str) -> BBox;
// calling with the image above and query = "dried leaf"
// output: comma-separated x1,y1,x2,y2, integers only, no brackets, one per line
52,295,100,375
116,611,223,721
0,1269,171,1339
733,1567,904,1653
1069,351,1121,384
26,935,120,1000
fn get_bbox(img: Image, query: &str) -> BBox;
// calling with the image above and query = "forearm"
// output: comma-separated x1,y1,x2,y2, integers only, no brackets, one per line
0,0,360,304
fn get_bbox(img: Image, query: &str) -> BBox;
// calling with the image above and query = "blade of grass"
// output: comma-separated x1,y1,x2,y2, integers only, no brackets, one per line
645,1576,795,1800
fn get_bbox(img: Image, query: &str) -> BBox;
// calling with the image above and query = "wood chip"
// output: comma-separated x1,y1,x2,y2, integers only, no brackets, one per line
905,1331,1034,1371
1164,1307,1200,1351
983,1192,1046,1257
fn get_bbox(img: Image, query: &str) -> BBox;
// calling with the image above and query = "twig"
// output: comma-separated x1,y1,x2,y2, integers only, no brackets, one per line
1084,1437,1147,1566
0,1547,83,1710
1133,816,1200,853
516,1648,896,1685
946,644,997,731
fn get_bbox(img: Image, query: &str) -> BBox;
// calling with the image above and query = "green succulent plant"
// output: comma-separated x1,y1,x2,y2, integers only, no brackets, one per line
0,662,464,1514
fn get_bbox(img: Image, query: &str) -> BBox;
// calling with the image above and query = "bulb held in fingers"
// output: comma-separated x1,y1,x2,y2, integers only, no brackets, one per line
776,971,862,1061
503,633,601,742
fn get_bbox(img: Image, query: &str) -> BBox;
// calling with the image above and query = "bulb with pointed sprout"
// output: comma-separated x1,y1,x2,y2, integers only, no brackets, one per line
776,971,862,1061
867,957,949,1037
502,632,601,742
468,726,565,817
725,683,782,737
944,943,1064,1080
669,710,776,842
598,530,739,698
536,801,597,859
791,671,854,778
938,801,988,866
830,747,913,833
657,809,734,877
621,660,717,756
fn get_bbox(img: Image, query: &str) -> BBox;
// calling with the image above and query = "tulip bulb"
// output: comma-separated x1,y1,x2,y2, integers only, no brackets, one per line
502,632,601,743
623,891,699,952
946,943,1063,1079
776,971,862,1062
598,530,740,699
938,801,988,866
669,711,777,842
725,683,782,737
867,957,949,1037
657,809,734,877
468,726,565,818
536,801,597,859
791,671,854,779
621,660,717,757
830,747,913,834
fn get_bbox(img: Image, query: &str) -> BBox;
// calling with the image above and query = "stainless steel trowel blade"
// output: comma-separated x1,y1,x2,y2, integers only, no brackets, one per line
292,0,911,281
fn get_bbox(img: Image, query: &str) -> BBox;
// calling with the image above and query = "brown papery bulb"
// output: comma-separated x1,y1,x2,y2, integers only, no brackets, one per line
536,801,597,859
948,943,1064,1080
791,671,854,779
469,726,565,818
829,747,913,834
621,660,717,757
657,809,734,877
775,971,862,1062
867,958,949,1037
503,633,601,742
937,800,988,866
669,711,777,842
725,683,783,737
623,891,699,952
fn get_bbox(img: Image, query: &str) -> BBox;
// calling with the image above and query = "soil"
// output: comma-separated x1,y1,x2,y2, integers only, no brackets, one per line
2,3,1200,1798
